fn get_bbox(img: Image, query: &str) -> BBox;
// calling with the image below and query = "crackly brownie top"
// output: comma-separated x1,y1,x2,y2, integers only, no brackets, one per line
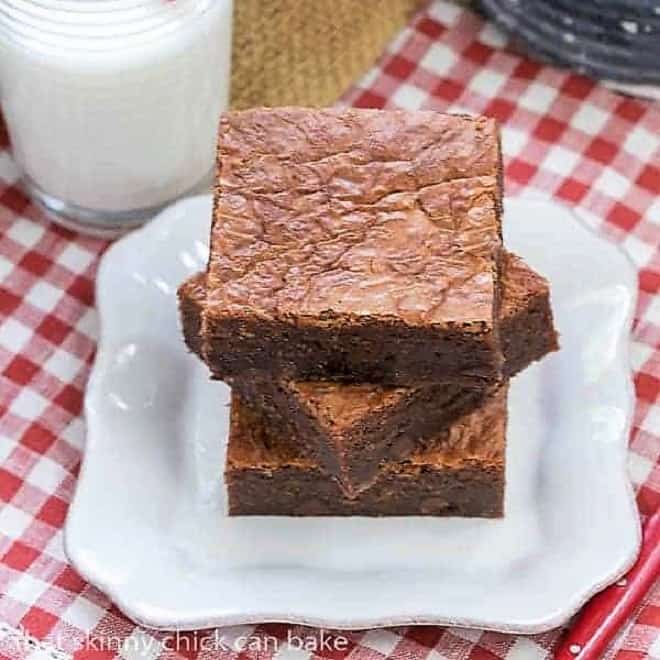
227,386,506,471
207,107,501,329
288,380,410,428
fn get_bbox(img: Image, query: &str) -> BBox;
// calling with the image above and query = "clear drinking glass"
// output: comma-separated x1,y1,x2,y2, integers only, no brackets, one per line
0,0,233,237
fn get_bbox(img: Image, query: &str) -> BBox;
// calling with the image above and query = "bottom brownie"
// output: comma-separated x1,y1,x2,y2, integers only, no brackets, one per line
225,386,507,517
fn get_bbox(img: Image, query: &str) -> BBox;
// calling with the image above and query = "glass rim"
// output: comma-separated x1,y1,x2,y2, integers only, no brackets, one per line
0,0,222,54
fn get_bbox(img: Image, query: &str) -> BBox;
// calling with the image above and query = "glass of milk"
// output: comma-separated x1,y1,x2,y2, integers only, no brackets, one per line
0,0,233,237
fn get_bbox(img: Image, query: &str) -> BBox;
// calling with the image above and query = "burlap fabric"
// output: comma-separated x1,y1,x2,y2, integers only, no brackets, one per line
230,0,422,108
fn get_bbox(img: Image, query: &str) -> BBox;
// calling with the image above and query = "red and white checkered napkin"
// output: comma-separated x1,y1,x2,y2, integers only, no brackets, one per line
0,2,658,659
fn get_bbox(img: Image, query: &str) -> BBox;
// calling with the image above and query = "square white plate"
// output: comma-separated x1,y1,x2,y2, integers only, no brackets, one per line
65,195,640,633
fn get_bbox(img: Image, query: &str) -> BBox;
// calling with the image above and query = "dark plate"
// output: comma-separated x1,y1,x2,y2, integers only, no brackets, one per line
479,0,660,83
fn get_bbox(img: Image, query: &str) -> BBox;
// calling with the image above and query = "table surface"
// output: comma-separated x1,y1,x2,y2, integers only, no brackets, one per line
0,2,659,659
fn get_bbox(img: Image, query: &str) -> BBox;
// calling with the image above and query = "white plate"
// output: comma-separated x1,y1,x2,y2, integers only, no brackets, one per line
65,195,640,633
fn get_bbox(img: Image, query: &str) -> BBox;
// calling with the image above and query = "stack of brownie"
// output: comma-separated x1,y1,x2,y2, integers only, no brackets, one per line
178,107,558,517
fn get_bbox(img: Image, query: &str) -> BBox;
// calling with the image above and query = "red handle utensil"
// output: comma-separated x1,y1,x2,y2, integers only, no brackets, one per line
555,509,660,660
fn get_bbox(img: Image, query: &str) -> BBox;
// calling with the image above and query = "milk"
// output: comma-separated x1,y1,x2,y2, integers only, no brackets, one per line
0,0,233,235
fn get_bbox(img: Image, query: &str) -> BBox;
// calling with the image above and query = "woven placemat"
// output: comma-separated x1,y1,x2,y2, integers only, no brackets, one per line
230,0,422,108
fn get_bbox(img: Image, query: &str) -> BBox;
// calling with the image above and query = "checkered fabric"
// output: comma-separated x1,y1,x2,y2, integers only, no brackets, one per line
0,2,658,659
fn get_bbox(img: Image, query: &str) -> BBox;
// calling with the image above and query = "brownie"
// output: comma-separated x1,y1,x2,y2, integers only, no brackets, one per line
179,275,205,357
202,107,504,387
225,386,507,517
499,253,559,377
178,252,557,496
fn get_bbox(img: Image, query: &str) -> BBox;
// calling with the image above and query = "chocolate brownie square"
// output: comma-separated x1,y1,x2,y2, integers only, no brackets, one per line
225,386,507,517
202,107,504,387
179,252,557,495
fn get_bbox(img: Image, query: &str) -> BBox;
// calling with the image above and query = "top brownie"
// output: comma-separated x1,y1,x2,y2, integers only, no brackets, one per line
203,107,503,386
